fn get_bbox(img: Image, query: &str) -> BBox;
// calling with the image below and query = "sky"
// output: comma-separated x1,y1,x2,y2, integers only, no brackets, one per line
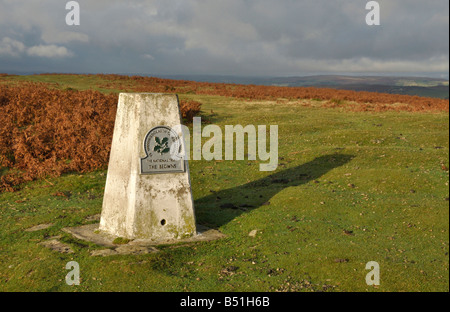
0,0,449,78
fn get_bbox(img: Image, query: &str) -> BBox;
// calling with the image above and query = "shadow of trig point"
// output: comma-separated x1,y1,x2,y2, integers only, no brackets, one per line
196,153,355,228
99,93,199,241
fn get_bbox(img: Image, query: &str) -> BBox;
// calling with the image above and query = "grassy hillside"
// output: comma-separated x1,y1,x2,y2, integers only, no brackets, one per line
0,75,448,292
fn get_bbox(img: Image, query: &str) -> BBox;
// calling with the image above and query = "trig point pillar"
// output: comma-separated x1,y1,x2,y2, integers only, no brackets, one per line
99,93,196,241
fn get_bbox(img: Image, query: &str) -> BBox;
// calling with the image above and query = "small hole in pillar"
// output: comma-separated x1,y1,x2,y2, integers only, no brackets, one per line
161,219,166,226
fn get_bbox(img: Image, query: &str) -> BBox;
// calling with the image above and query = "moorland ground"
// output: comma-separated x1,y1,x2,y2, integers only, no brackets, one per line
0,74,448,292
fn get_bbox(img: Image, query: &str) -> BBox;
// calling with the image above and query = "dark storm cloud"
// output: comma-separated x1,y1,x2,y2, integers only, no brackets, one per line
0,0,448,76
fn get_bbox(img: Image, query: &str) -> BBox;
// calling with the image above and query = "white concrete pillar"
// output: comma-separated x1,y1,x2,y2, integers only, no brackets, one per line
100,93,196,241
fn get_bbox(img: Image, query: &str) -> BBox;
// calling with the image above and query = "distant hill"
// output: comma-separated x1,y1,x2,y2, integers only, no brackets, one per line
2,71,448,99
159,75,450,99
325,84,449,100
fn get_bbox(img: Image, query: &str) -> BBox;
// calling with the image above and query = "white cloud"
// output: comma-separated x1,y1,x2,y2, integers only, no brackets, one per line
0,36,73,59
0,37,26,57
41,31,89,44
142,54,155,60
27,45,73,58
288,56,450,74
0,0,448,75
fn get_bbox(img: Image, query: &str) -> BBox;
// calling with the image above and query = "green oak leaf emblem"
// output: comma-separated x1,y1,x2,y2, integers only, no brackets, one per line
154,136,170,154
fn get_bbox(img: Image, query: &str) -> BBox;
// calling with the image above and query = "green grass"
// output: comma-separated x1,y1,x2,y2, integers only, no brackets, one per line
0,74,129,94
0,77,448,292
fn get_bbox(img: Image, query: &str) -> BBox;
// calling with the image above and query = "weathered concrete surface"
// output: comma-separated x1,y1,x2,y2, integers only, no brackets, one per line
64,224,225,247
25,223,53,232
39,239,74,254
129,224,226,246
63,224,117,247
62,223,225,256
91,246,159,257
99,93,196,240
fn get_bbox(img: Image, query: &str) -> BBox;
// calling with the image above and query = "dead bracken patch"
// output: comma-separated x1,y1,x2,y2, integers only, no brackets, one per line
92,74,449,113
0,83,201,192
0,83,117,192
